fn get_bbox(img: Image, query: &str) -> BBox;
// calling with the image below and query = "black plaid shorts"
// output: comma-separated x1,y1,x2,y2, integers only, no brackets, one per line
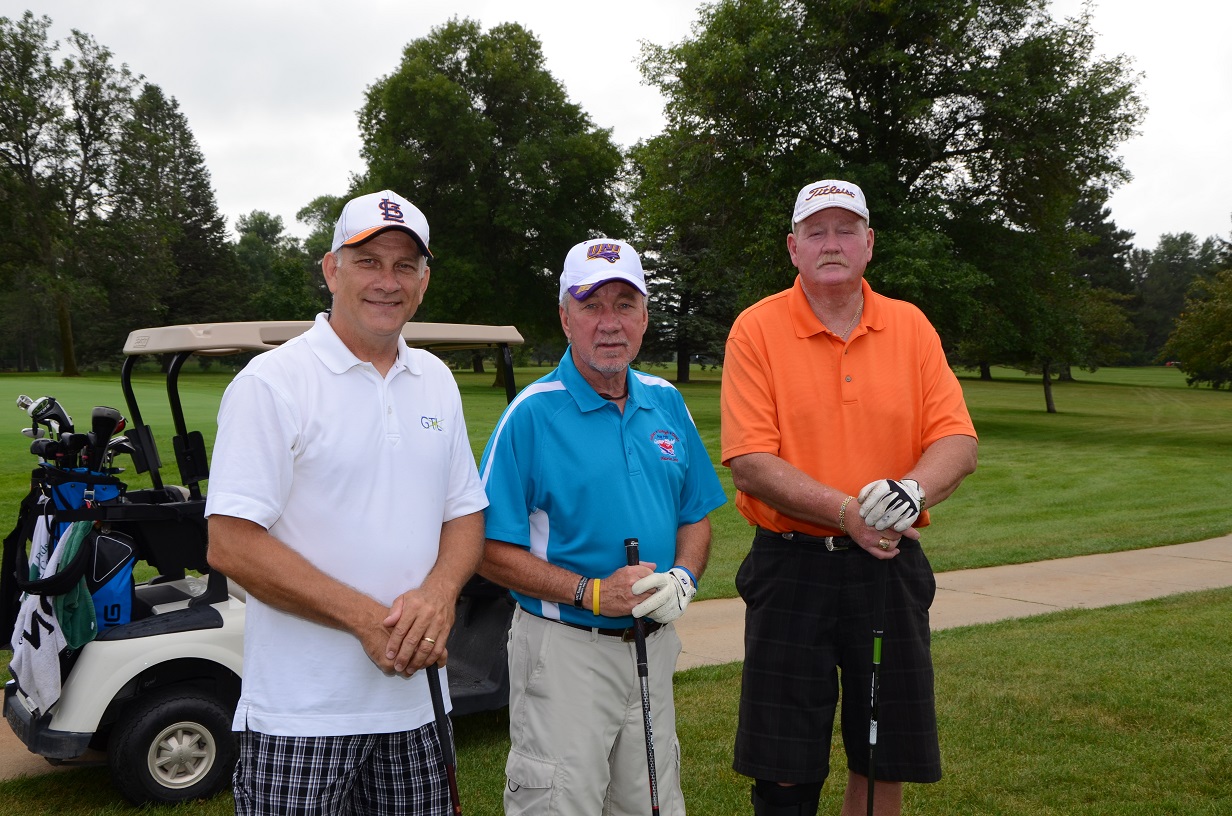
233,721,452,815
733,529,941,785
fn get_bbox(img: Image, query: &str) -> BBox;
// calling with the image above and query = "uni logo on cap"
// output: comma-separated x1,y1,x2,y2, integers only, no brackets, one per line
379,198,406,224
805,184,856,202
586,243,622,263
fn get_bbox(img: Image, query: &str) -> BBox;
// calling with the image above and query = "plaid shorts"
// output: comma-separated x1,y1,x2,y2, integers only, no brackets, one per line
733,529,941,785
232,721,452,815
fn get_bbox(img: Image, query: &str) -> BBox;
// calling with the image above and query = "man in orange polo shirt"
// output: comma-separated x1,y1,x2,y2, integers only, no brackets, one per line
721,179,978,816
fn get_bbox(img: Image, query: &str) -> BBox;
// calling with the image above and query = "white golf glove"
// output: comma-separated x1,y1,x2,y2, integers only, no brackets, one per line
857,478,924,532
631,567,697,624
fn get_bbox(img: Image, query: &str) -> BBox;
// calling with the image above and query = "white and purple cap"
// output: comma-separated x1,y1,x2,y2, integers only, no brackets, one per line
791,179,870,226
331,189,432,258
559,238,647,301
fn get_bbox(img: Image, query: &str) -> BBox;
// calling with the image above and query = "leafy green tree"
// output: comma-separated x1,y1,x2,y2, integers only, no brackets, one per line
296,194,343,261
356,18,627,350
1162,269,1232,389
237,211,329,320
636,0,1143,400
234,210,293,285
0,12,136,374
1131,233,1222,363
86,82,236,362
1071,186,1136,295
1044,186,1137,377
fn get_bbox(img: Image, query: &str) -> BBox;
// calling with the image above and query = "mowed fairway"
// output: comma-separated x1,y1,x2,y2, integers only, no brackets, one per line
1,363,1230,593
0,363,1229,814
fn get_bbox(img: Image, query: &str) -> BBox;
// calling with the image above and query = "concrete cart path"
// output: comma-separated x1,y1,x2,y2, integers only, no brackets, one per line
674,534,1232,670
5,534,1232,782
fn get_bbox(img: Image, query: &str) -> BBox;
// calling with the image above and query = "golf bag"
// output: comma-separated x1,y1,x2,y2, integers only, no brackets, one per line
1,465,131,646
38,466,124,545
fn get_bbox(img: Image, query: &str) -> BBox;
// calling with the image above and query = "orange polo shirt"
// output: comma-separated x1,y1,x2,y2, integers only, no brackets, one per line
721,276,977,536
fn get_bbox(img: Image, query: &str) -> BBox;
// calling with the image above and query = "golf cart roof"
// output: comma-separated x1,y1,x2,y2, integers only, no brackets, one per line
123,321,524,357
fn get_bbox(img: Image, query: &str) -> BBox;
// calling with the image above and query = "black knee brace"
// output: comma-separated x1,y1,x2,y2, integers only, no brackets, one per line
750,779,823,816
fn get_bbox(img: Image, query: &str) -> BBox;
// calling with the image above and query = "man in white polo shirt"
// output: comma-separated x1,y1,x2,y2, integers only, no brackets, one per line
206,190,487,815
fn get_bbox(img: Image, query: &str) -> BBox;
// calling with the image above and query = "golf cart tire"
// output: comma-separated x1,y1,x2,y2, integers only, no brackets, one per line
107,689,236,805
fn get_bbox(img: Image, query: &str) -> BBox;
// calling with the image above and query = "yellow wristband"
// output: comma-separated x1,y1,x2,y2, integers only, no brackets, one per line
592,577,602,616
838,495,854,533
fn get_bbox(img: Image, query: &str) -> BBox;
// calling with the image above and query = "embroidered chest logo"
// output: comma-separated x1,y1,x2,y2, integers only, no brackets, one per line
650,429,679,462
421,416,444,431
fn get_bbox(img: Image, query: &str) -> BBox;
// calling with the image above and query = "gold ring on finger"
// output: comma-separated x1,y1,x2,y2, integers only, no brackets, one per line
878,538,892,551
422,637,436,645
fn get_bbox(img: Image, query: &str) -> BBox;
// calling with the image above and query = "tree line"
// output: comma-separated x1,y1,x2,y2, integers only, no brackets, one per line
2,3,1230,401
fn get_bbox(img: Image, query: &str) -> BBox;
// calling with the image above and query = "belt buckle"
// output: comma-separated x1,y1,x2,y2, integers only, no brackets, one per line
824,536,839,552
621,627,637,643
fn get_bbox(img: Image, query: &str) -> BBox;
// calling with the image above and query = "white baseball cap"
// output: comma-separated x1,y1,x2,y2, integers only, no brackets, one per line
331,190,432,258
791,179,870,226
559,239,647,301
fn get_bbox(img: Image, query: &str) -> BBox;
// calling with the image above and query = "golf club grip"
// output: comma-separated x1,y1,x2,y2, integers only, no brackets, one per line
625,537,639,568
625,538,651,671
426,665,463,815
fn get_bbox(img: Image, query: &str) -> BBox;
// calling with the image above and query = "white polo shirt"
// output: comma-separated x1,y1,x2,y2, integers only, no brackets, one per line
205,313,488,736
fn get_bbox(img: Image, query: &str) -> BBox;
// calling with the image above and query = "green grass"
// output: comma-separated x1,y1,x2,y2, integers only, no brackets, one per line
1,363,1230,812
3,364,1230,594
5,588,1230,814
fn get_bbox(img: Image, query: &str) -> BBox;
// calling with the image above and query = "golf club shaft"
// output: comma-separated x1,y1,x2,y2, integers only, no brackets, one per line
426,664,462,815
868,557,889,816
625,538,660,815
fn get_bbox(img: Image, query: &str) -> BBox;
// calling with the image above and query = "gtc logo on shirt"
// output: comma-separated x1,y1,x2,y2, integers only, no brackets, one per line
651,429,679,461
421,416,444,431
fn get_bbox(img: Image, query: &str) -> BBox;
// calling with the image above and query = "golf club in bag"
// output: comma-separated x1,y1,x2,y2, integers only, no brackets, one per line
426,664,463,815
625,537,660,816
867,557,889,816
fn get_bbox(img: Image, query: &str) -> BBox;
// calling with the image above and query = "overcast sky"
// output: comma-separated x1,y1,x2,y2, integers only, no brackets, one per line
5,0,1230,250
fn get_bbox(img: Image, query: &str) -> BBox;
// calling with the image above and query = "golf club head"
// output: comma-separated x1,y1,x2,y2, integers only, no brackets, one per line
29,396,73,436
30,438,64,463
21,427,47,439
62,433,89,467
91,406,124,437
103,435,137,471
106,435,137,454
88,406,126,471
16,394,34,411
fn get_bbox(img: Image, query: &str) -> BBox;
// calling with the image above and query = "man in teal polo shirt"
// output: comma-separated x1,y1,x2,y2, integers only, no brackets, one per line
479,237,726,815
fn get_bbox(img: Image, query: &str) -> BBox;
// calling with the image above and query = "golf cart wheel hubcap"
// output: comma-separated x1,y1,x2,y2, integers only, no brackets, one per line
147,720,216,788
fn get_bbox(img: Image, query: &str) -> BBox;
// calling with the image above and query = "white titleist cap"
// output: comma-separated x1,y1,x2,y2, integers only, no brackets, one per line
559,239,648,301
792,179,870,226
331,190,432,258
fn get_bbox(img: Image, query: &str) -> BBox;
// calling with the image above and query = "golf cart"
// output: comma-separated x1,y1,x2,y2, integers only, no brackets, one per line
2,320,522,804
